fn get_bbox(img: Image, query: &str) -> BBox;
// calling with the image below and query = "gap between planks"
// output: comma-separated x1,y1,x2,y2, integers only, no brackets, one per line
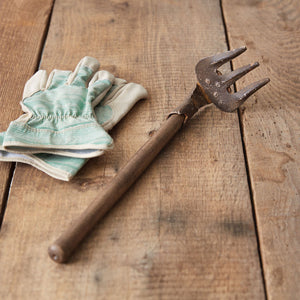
0,0,56,231
0,163,15,228
219,0,268,298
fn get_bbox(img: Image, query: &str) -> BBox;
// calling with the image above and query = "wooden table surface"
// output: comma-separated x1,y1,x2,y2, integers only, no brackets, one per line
0,0,299,299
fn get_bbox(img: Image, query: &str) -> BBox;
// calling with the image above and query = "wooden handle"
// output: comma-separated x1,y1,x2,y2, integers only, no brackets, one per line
48,114,185,263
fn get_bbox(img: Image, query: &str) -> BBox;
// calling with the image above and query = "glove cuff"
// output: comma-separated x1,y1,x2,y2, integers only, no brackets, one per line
0,132,85,181
3,119,114,155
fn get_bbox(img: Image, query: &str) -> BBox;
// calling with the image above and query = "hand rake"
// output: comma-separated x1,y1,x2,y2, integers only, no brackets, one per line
48,46,270,263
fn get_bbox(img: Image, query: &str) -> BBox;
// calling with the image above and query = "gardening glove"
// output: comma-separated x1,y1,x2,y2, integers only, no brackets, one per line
0,78,148,180
49,77,148,158
3,57,114,157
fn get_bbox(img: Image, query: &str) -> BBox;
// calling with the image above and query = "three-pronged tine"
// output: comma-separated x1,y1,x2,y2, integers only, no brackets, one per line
195,46,270,112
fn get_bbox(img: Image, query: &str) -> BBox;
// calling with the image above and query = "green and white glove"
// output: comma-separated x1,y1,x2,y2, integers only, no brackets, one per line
0,76,148,180
3,57,114,157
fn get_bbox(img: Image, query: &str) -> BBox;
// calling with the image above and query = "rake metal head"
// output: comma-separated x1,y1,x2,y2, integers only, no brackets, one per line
195,46,270,112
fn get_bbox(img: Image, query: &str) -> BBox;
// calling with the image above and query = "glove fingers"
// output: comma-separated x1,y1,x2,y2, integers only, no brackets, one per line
88,70,115,107
95,81,148,131
100,78,127,102
67,56,100,87
46,70,72,89
23,70,48,99
89,70,115,86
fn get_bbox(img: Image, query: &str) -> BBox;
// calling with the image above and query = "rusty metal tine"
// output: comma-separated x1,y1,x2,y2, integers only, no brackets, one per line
210,46,247,68
222,62,259,86
195,46,270,112
234,78,270,102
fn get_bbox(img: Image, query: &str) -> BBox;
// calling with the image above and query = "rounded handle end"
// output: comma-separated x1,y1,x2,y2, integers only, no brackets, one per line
48,244,66,264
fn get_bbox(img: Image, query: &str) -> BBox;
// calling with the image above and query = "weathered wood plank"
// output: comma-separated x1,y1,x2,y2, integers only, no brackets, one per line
0,0,54,226
0,0,265,298
222,0,300,298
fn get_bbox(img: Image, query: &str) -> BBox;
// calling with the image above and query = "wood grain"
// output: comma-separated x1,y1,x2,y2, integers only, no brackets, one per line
0,0,54,225
222,0,300,298
0,0,265,298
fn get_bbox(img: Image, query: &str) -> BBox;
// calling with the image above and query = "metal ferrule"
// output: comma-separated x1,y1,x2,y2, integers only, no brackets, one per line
167,84,209,124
